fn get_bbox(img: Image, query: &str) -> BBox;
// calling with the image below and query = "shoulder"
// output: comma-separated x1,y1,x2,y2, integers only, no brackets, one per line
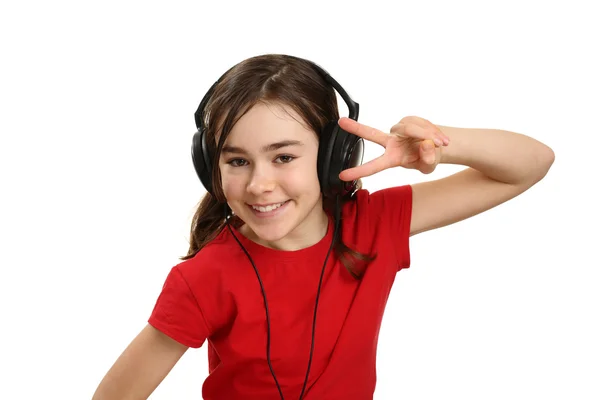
155,228,241,336
343,186,413,270
175,227,241,288
339,185,413,249
343,185,413,218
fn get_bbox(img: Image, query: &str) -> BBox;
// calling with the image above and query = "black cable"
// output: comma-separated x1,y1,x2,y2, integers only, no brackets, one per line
224,196,341,400
298,194,341,399
226,217,285,399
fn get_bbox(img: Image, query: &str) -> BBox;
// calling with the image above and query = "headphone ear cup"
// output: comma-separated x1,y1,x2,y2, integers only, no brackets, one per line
318,121,364,198
343,133,364,194
191,129,214,195
317,121,337,197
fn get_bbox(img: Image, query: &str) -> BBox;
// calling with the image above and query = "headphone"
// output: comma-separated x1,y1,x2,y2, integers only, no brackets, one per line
191,55,364,199
190,55,362,400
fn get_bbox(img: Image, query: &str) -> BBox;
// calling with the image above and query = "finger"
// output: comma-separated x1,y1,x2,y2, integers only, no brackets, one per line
339,154,391,181
418,140,438,174
392,122,448,147
391,123,436,142
399,117,450,144
420,140,437,165
338,117,388,147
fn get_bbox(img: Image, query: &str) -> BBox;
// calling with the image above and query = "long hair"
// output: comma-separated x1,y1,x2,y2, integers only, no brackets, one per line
180,54,375,278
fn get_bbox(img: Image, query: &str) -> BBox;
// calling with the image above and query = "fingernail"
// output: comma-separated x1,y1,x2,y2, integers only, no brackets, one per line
423,140,434,150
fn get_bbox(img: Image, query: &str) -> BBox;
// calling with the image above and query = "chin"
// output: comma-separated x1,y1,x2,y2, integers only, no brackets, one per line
252,224,295,243
243,213,299,242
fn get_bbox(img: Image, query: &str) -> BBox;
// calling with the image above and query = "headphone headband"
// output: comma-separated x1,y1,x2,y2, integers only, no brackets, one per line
194,56,359,132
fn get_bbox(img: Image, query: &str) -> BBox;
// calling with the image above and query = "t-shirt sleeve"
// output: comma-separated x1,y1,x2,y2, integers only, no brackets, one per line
369,185,413,271
148,266,211,348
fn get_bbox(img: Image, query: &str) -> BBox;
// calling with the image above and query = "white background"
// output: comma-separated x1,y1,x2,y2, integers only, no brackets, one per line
1,0,598,399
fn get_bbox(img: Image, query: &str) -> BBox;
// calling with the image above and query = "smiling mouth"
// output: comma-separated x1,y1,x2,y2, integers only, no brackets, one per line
249,200,289,213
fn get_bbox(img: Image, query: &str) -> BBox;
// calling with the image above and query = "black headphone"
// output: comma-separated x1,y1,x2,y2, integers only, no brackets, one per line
191,55,364,199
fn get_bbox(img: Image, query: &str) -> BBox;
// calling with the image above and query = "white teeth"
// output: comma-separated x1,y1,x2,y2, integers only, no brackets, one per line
251,201,286,213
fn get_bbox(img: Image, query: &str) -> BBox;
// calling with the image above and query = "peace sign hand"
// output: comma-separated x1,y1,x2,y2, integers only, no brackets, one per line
338,116,450,181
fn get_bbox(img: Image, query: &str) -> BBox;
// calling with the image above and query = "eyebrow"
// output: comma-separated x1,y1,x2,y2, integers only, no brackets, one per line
221,140,304,155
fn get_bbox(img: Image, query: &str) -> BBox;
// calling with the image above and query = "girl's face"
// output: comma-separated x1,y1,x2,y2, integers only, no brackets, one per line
218,102,327,250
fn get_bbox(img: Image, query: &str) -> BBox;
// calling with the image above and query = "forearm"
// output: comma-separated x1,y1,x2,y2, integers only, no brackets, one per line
437,125,555,185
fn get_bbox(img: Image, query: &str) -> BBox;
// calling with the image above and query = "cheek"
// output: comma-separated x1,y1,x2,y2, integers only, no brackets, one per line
220,171,245,200
282,166,321,194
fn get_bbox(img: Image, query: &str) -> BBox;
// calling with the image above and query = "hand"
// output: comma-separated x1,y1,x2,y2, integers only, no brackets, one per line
338,116,450,181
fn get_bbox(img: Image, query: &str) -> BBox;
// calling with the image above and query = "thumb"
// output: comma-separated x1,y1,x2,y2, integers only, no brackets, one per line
421,140,436,163
418,140,438,174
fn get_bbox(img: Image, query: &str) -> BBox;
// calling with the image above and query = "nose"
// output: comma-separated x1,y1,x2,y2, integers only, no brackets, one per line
246,164,276,195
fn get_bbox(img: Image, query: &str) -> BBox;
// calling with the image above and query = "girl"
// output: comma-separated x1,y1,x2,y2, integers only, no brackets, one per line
92,54,554,400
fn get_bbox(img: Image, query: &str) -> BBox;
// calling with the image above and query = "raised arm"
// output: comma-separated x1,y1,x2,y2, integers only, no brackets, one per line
92,324,188,400
409,123,555,236
337,116,555,236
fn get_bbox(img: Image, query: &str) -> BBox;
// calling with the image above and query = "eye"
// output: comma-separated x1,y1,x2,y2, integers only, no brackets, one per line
226,158,248,167
275,155,295,164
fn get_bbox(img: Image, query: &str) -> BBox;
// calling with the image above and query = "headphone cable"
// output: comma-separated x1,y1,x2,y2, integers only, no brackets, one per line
298,194,341,399
225,195,341,400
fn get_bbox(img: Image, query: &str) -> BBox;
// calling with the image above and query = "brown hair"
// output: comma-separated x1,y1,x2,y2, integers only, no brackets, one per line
180,54,375,278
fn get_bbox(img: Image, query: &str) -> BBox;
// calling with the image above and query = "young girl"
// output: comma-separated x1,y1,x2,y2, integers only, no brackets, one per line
92,54,555,400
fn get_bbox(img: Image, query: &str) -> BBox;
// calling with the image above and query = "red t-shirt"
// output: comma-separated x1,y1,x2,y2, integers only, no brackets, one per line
148,185,412,399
